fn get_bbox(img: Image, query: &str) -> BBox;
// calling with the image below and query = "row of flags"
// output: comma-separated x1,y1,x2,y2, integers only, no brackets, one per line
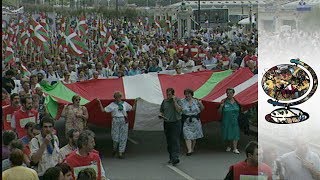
2,13,174,67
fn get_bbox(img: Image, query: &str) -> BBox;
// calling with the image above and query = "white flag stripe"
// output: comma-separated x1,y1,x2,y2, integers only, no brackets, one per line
213,74,258,102
123,73,164,104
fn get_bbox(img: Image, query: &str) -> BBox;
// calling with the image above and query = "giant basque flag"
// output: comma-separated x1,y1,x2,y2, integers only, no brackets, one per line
41,68,257,131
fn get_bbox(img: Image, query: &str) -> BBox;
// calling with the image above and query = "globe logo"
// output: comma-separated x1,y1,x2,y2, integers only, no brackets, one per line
262,59,318,124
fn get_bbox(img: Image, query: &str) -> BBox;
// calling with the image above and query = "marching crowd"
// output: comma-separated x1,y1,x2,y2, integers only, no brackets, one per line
0,10,270,180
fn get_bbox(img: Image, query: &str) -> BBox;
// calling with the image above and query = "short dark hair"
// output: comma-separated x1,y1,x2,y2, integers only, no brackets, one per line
20,96,32,105
10,139,24,150
40,116,55,128
25,122,36,130
184,88,194,96
9,149,24,166
67,129,80,139
226,88,235,94
43,167,62,180
5,70,15,76
72,95,81,103
77,168,97,180
3,130,17,146
245,141,258,157
166,88,175,95
55,163,72,175
77,130,95,149
10,93,19,101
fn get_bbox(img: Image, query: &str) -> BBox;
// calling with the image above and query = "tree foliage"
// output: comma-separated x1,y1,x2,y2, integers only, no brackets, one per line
3,0,18,7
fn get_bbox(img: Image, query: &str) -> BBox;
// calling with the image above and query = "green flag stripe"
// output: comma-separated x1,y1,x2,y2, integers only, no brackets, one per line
4,54,14,63
194,70,233,99
45,95,59,118
40,81,89,105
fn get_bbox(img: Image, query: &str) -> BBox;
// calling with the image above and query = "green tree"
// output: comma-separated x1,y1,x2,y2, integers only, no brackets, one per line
3,0,18,7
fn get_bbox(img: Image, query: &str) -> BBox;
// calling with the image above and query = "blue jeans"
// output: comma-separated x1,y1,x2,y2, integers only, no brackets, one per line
164,120,181,161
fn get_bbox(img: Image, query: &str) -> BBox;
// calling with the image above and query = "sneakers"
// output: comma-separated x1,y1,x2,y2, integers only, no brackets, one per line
233,149,240,154
226,147,232,152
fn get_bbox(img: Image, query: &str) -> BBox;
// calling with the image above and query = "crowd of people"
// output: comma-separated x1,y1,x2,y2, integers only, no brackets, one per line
2,10,262,179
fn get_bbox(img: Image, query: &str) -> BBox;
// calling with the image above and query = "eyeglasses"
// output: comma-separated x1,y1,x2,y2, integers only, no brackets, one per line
43,125,53,128
75,99,81,102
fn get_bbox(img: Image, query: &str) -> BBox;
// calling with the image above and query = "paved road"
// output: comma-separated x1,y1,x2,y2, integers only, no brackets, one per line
86,122,257,180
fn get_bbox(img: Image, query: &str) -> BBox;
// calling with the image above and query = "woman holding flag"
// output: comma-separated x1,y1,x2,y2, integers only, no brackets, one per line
97,92,136,159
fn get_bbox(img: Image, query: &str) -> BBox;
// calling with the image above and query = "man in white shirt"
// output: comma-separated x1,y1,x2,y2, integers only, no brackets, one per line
59,129,80,162
30,116,60,179
276,137,320,180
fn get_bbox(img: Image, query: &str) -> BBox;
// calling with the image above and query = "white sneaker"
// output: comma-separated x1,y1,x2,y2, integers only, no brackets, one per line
226,147,231,152
233,149,240,154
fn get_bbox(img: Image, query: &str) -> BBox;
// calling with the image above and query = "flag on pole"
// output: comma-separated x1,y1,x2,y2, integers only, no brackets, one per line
154,20,161,29
29,18,50,53
4,46,15,65
123,36,136,55
77,15,88,37
61,27,88,57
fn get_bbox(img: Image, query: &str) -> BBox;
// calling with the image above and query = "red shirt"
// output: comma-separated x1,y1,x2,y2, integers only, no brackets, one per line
2,99,10,107
243,55,258,68
215,53,222,60
183,45,190,57
12,108,39,138
176,45,185,58
231,161,272,180
189,45,199,59
65,150,102,180
2,105,21,130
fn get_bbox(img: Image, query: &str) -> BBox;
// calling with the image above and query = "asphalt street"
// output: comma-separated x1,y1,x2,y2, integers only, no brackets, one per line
87,121,257,180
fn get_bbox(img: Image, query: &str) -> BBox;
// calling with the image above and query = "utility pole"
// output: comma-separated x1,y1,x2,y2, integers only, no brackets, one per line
198,0,200,30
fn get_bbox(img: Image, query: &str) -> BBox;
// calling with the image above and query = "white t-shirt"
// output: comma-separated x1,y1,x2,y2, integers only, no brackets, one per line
104,101,132,118
279,150,320,180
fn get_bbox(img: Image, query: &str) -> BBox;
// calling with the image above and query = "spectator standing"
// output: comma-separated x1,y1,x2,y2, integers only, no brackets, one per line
2,70,15,94
276,137,320,180
20,122,40,159
2,88,10,107
64,130,107,180
59,129,80,162
55,163,73,180
2,149,39,180
11,96,39,138
225,141,272,180
42,167,64,180
2,93,20,130
2,130,17,160
30,116,60,179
